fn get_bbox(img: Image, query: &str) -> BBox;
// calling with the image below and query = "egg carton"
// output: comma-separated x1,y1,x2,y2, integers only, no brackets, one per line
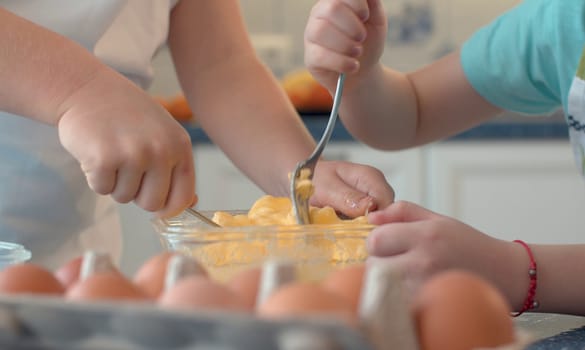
0,256,532,350
0,293,377,350
0,257,420,350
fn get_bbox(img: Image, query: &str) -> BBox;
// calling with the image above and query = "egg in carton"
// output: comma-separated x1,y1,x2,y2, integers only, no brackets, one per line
251,259,535,350
361,265,535,350
147,255,532,350
159,256,376,350
250,259,418,350
0,251,152,347
0,251,535,350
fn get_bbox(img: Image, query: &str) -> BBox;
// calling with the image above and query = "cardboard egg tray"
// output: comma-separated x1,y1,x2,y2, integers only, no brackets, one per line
0,293,374,350
0,258,417,350
0,255,533,350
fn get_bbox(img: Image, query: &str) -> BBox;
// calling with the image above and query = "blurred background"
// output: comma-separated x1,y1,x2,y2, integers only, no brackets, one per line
148,0,523,96
120,0,584,275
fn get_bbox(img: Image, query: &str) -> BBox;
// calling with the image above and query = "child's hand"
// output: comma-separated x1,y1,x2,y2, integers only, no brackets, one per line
366,201,522,304
304,0,388,91
57,67,196,218
311,160,395,218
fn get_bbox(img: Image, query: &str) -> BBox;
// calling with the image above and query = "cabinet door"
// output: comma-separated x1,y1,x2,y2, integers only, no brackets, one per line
428,141,585,244
193,142,425,211
322,142,425,205
193,145,264,211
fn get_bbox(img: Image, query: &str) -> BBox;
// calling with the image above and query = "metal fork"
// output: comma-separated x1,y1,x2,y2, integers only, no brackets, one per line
185,207,221,227
290,73,346,225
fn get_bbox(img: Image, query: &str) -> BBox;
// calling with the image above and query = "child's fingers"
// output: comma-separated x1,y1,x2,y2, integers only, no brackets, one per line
366,0,387,24
134,163,173,212
305,43,360,74
111,163,146,204
366,223,414,256
305,17,363,59
311,0,367,42
155,154,195,219
368,200,440,224
339,0,371,22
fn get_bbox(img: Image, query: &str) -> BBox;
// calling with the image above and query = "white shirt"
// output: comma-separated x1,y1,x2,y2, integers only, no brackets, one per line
0,0,178,268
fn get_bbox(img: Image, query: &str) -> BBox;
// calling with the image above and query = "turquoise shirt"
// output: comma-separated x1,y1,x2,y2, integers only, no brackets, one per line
460,0,585,116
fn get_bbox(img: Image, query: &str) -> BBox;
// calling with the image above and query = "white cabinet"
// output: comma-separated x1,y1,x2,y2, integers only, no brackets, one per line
192,142,425,210
321,142,425,205
193,139,584,244
427,141,585,244
193,144,265,211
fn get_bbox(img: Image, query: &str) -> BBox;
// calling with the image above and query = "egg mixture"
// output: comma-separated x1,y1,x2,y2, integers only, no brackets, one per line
182,195,372,281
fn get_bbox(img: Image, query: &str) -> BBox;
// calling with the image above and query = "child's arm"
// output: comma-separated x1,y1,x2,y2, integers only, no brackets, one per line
0,7,104,124
304,0,503,150
528,244,585,316
168,0,316,195
368,201,585,316
168,0,396,216
0,7,196,217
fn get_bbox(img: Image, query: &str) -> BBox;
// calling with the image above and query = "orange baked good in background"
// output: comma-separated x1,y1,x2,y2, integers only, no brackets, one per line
166,95,193,122
154,68,332,121
281,69,333,112
152,94,195,123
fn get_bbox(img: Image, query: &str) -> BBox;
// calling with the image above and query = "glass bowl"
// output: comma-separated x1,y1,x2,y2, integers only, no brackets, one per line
152,210,374,282
0,242,31,270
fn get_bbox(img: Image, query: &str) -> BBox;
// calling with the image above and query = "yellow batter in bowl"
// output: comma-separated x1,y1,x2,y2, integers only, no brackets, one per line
154,195,373,281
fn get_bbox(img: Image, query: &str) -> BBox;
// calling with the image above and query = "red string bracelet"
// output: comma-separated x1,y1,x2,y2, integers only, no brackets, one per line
511,239,539,317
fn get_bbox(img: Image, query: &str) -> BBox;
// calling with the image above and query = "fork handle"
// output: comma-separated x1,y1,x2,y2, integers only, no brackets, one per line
306,73,346,165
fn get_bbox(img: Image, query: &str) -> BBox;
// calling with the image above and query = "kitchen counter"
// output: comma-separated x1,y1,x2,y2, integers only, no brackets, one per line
184,111,569,145
518,313,585,349
1,310,583,349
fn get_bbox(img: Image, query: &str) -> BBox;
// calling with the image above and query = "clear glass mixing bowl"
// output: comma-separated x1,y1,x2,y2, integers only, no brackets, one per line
152,210,373,281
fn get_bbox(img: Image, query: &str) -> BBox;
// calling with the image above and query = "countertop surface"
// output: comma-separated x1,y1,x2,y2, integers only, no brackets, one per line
517,313,585,349
1,311,583,349
185,111,569,145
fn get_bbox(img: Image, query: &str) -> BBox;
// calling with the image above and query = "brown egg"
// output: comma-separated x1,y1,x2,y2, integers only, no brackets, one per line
413,269,515,350
227,267,262,310
0,263,65,295
133,252,184,299
321,264,366,313
54,256,83,289
158,275,246,311
134,252,209,299
66,272,149,302
257,282,356,326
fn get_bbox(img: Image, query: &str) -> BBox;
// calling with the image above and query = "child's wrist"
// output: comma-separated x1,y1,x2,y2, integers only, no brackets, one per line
350,62,384,91
507,240,538,316
55,65,123,127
